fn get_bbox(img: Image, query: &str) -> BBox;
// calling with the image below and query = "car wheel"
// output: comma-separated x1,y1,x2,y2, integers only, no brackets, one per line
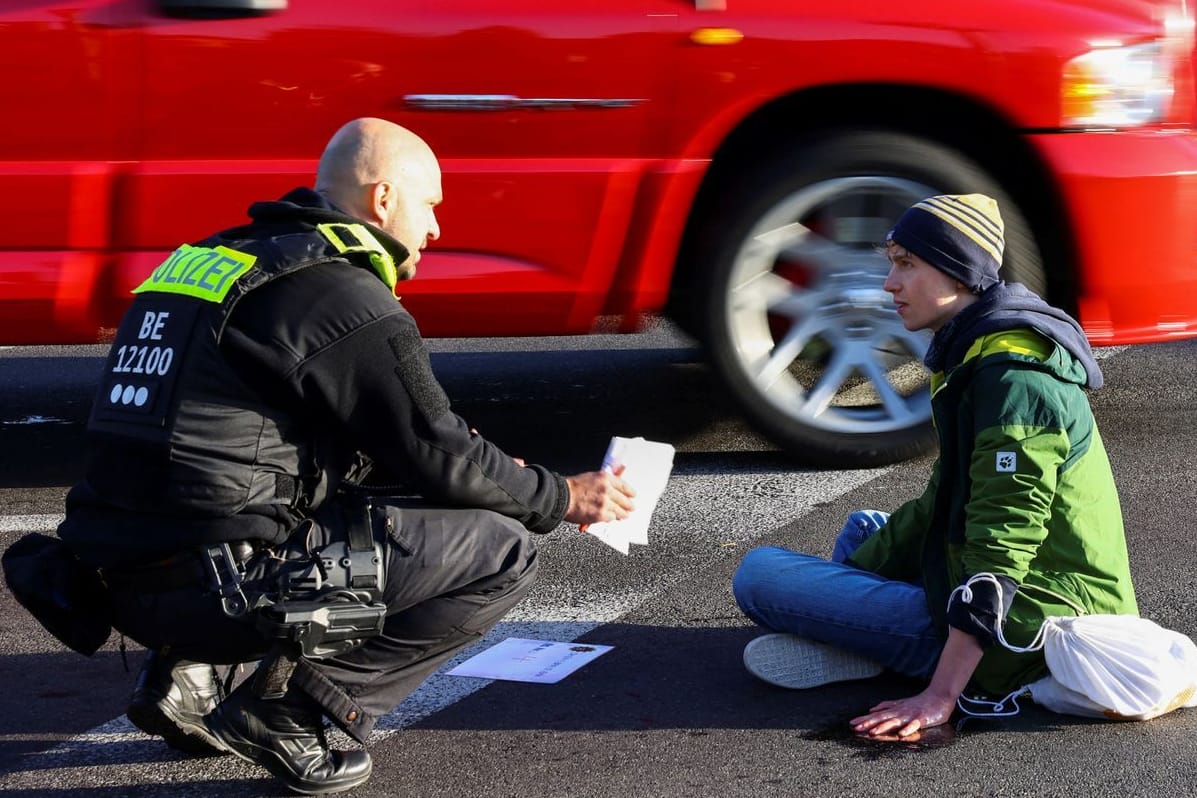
692,130,1046,467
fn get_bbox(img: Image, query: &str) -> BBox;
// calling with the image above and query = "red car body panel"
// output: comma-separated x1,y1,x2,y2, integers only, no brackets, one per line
1,0,1195,343
1033,130,1197,343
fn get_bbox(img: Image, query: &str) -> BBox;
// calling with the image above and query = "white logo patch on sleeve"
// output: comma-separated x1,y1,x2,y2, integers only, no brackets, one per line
996,451,1017,473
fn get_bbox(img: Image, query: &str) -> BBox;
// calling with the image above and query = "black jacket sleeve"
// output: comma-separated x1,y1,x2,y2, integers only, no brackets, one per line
945,572,1019,648
221,261,569,533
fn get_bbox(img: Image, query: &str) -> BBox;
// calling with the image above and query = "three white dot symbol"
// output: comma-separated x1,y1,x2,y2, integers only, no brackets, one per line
110,383,150,407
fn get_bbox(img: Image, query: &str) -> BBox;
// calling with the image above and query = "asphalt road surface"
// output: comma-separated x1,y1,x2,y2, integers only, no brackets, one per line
1,327,1195,797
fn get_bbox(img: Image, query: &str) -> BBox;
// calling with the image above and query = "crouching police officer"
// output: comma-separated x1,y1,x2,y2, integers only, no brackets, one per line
55,118,635,795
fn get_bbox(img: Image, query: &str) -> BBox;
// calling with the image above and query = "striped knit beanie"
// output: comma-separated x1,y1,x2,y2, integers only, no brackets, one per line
886,194,1004,293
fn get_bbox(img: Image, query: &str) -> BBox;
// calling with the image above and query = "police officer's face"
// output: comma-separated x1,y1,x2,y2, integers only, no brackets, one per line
381,153,443,269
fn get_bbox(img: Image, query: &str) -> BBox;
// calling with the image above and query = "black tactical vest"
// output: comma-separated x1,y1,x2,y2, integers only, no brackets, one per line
84,219,398,520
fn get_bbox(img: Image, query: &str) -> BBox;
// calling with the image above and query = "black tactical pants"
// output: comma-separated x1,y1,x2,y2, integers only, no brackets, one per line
107,499,539,743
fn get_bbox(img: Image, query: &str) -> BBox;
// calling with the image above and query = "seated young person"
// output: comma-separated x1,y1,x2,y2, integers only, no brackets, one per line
731,194,1136,738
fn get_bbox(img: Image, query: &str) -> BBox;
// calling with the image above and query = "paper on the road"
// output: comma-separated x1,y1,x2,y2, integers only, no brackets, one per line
584,435,674,555
445,637,613,683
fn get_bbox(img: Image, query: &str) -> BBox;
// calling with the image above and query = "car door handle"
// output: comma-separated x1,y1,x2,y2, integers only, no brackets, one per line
158,0,287,18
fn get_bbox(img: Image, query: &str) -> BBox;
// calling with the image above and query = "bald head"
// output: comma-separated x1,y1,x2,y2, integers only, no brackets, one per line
315,118,442,275
315,118,434,209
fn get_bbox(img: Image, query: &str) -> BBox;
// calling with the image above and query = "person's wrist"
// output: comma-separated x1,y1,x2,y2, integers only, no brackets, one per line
563,476,579,517
923,679,965,709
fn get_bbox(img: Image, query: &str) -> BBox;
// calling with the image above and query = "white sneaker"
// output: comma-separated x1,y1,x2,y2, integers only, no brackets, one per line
743,633,883,689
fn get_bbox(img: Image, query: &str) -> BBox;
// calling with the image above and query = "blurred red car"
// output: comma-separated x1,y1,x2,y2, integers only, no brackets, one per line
3,0,1196,465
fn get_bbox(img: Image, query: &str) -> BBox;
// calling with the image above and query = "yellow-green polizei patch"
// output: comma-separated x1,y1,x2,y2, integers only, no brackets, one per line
132,244,256,302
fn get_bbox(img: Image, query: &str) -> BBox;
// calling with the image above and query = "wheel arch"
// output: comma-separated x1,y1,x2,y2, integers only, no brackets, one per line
667,83,1078,330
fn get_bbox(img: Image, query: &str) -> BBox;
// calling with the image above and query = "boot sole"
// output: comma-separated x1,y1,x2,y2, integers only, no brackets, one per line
127,699,230,756
205,708,373,795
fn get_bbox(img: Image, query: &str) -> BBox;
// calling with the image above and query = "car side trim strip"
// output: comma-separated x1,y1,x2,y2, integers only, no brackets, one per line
404,94,645,111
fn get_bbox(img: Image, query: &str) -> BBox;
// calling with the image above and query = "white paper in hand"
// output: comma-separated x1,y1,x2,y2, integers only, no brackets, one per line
584,436,674,555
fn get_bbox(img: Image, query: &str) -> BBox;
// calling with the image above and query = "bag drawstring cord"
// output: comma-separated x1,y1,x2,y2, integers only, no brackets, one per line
949,572,1048,718
956,687,1028,717
948,572,1048,654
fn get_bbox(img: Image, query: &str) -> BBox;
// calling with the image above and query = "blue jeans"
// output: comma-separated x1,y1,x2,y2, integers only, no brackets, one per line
732,510,942,679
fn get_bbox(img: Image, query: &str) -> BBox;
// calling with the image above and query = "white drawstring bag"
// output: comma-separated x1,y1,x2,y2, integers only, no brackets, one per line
953,574,1197,721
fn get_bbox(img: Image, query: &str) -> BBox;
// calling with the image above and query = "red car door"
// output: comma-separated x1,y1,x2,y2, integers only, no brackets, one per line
0,0,135,343
125,0,679,335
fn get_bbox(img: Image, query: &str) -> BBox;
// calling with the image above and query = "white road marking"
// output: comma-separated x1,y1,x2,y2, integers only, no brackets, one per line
0,514,62,533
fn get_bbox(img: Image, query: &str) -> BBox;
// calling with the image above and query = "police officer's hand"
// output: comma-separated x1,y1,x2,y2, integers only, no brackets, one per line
564,467,636,528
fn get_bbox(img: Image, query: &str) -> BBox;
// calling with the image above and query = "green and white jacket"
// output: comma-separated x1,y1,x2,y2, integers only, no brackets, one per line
847,329,1138,696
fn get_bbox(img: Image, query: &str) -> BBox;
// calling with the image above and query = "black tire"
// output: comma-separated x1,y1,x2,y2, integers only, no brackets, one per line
688,129,1046,467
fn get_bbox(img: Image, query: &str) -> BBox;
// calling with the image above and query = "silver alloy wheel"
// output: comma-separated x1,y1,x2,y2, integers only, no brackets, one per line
724,176,937,435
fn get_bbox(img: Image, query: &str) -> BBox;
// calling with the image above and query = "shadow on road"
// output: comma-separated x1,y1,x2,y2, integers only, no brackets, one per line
413,622,1076,739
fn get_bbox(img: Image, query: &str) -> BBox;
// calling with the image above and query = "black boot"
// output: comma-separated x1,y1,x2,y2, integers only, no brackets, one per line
127,649,230,756
204,681,372,795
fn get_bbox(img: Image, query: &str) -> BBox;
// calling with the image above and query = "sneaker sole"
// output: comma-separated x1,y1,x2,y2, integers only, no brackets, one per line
743,634,883,689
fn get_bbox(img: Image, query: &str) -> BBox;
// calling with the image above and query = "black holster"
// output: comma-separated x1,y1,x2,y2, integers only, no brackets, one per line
251,500,387,699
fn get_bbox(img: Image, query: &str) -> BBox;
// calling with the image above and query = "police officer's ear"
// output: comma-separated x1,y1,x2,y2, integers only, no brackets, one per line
369,180,397,226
